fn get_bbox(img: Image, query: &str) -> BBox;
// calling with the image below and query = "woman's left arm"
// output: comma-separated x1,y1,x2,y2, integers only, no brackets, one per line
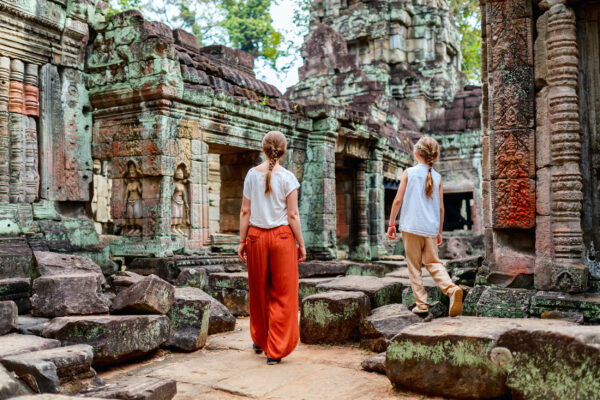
238,196,251,262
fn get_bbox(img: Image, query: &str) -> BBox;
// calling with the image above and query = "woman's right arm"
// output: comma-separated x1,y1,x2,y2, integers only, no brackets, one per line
238,196,251,262
286,189,306,262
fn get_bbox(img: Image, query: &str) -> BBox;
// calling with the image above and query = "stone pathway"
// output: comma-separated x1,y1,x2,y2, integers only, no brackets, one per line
99,318,442,400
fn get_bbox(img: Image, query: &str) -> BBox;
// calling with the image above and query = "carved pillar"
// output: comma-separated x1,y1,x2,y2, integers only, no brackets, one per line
366,139,386,260
24,64,39,203
482,0,536,287
0,57,9,202
352,159,370,261
188,137,209,249
8,59,25,203
24,64,39,117
534,0,587,292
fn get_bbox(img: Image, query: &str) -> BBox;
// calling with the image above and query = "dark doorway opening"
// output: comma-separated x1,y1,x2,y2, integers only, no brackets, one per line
443,192,473,231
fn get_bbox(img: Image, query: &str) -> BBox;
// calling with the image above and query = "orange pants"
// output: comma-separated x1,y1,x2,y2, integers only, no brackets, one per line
246,225,299,359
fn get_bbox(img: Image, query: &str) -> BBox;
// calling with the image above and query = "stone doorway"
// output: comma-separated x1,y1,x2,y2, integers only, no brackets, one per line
443,191,474,231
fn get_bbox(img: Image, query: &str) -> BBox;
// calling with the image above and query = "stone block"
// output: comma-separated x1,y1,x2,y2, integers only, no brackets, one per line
298,277,333,302
535,167,551,216
12,396,123,400
0,237,33,279
32,252,106,289
80,376,177,400
300,291,370,344
42,315,170,366
165,287,211,351
111,275,175,315
345,263,395,278
529,291,600,323
0,364,32,399
401,278,444,308
207,272,249,316
462,285,487,316
17,316,50,336
476,287,536,318
540,310,584,324
0,345,95,394
0,278,31,314
359,304,422,352
0,301,17,335
32,274,109,317
445,255,482,286
110,271,144,293
298,260,349,278
386,317,572,399
361,352,386,375
0,334,60,359
491,129,535,179
315,276,403,308
173,267,207,289
127,258,177,282
491,178,535,229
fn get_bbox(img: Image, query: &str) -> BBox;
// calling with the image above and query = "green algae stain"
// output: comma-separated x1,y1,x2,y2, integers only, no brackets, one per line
303,299,360,327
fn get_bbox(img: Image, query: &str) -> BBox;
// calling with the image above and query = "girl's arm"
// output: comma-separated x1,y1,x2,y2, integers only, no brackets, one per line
286,189,306,262
437,180,444,246
387,170,408,239
238,196,251,262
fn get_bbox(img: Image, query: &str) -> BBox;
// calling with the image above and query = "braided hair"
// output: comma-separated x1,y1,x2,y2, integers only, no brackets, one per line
414,136,440,199
262,131,288,194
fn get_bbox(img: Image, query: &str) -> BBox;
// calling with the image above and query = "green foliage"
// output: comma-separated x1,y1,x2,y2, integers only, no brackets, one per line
447,0,481,84
107,0,143,17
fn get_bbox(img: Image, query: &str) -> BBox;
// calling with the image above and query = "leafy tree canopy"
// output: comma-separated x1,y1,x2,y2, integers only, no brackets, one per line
446,0,481,84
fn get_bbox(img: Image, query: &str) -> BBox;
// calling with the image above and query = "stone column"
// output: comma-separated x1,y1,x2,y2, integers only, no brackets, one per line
8,59,25,203
534,0,587,292
0,57,9,202
366,138,386,259
482,0,536,287
352,159,370,261
302,117,338,260
188,138,209,249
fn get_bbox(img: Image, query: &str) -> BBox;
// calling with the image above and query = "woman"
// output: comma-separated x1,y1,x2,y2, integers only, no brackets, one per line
238,130,307,365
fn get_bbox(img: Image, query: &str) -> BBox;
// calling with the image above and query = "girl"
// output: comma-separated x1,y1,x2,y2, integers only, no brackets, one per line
387,136,463,317
238,130,307,365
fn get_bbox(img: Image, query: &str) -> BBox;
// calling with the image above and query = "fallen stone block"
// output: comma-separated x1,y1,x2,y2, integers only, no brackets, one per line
497,325,600,400
165,287,211,351
1,364,32,399
298,260,349,278
0,334,60,359
445,255,482,286
42,315,170,366
173,267,207,289
462,285,486,316
127,258,177,282
400,278,445,308
359,304,422,352
386,317,573,399
476,287,536,318
111,275,174,315
0,237,33,279
361,352,386,374
195,290,236,335
315,276,403,308
17,316,51,336
298,277,333,302
529,291,600,323
109,271,144,294
207,272,249,316
345,263,395,278
32,252,106,289
80,376,176,400
0,344,95,394
428,301,448,319
32,274,109,317
300,291,370,344
0,278,31,314
0,301,18,335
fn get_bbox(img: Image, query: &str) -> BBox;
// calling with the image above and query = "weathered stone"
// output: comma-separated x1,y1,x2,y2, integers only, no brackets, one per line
127,258,177,282
111,275,174,315
401,279,445,309
497,325,600,400
298,277,333,302
445,255,483,286
361,352,386,375
386,317,574,399
207,272,248,316
42,315,170,366
32,274,109,317
540,310,584,324
345,263,395,278
300,291,370,344
0,364,32,399
438,237,469,259
17,316,50,336
315,276,403,308
428,301,448,319
173,267,207,289
0,345,95,394
0,237,33,279
476,287,536,319
463,285,487,316
0,278,31,314
165,287,211,351
33,252,106,289
384,268,429,279
110,271,144,293
298,260,349,278
530,291,600,323
359,304,422,352
80,376,177,400
12,395,111,399
0,301,17,335
0,334,60,359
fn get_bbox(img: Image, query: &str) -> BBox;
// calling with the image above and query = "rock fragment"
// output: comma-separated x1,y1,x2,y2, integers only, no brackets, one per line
110,275,174,315
17,316,51,336
109,271,143,294
0,278,31,314
0,364,32,399
173,267,207,289
361,352,386,374
207,272,249,316
32,252,106,289
359,304,422,352
315,275,403,308
165,287,211,351
0,301,18,335
298,260,349,278
32,274,109,317
0,334,60,359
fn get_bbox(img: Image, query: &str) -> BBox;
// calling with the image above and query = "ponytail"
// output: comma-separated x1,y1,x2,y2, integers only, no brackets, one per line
265,152,276,194
414,136,440,200
262,131,287,194
425,165,434,199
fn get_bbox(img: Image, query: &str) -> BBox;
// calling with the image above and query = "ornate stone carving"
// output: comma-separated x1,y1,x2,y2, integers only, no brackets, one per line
25,116,38,203
8,59,23,114
24,64,39,117
0,57,9,112
8,112,25,203
492,178,535,229
92,159,111,233
124,161,143,236
171,164,189,236
492,129,535,179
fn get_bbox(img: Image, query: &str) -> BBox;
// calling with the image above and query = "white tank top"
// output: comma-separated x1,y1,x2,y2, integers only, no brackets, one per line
399,164,441,238
243,167,300,229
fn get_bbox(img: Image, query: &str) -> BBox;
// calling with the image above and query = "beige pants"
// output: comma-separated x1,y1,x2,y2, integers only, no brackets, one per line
402,231,457,311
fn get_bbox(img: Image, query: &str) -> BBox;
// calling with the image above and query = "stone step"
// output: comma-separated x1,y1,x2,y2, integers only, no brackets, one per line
345,263,396,278
0,344,95,394
32,251,106,289
0,334,60,359
0,364,32,399
0,301,18,335
32,274,109,317
206,272,249,317
300,291,370,344
315,275,404,308
41,315,170,366
165,287,211,351
386,317,578,399
17,316,51,336
298,277,334,302
298,260,349,278
80,376,176,400
110,275,174,315
444,255,483,286
0,277,31,314
530,291,600,323
359,304,423,352
384,267,430,279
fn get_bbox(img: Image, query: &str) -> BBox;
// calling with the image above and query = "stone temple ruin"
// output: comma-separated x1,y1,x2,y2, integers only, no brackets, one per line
0,0,599,399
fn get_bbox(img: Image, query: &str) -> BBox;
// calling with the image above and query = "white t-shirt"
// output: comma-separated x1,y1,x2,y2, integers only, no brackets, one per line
243,167,300,229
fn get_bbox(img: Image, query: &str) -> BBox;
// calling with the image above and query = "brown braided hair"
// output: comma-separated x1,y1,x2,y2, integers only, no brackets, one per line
414,136,440,199
262,131,288,194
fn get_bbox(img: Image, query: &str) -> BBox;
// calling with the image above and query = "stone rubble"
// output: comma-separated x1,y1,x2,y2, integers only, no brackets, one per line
109,271,144,294
0,278,31,314
110,275,175,315
16,316,51,336
206,272,249,317
359,304,423,352
0,301,17,335
360,352,386,375
165,287,211,351
0,334,60,359
315,275,403,308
